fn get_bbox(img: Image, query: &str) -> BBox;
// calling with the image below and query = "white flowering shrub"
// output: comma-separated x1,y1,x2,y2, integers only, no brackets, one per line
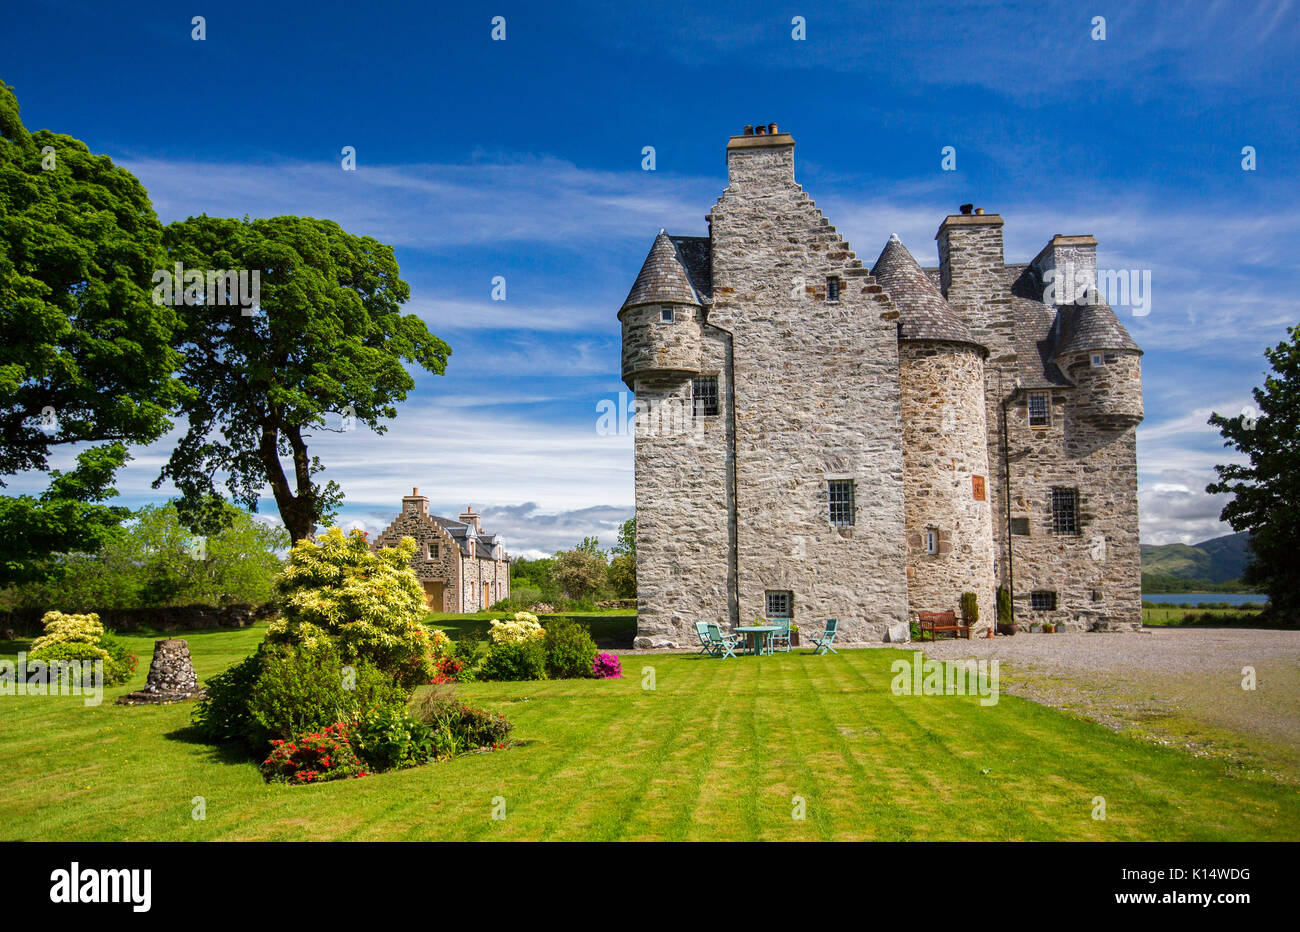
488,611,545,645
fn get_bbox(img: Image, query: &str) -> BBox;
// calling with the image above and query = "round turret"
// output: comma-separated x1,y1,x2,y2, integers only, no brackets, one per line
872,235,996,629
1053,302,1143,430
619,232,704,388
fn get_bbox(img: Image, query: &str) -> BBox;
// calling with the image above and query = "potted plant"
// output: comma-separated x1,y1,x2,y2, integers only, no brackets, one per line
959,591,979,633
1044,621,1056,633
1029,621,1041,633
789,622,800,647
995,586,1015,635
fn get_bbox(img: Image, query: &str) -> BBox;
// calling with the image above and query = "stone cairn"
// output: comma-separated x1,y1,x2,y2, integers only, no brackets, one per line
116,638,205,705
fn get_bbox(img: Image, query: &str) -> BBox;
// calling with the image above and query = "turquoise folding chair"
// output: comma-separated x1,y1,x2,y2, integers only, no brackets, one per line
808,618,839,655
705,623,739,659
695,620,716,656
770,618,791,653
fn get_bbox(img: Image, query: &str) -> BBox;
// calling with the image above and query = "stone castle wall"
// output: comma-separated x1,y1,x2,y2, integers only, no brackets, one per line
900,342,996,628
706,136,909,642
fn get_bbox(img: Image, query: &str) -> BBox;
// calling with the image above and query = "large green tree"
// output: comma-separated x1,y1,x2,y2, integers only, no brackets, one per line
0,82,184,584
1207,325,1300,621
156,215,450,541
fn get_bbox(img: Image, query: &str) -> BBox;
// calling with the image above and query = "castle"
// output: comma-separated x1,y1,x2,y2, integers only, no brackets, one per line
373,490,510,612
619,124,1143,648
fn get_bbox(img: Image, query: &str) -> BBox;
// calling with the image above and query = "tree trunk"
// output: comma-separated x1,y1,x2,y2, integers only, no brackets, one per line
258,418,316,542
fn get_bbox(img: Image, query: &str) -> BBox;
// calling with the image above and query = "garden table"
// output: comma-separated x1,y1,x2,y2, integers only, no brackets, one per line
734,625,779,656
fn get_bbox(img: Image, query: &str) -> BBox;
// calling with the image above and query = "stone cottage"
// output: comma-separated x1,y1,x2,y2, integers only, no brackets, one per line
619,123,1143,648
372,489,510,612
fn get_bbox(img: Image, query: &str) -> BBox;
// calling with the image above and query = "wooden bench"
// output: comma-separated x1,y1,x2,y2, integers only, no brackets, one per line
917,610,970,641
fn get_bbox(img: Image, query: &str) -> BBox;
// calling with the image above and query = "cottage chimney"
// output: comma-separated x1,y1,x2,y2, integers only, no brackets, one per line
402,488,429,517
726,122,796,190
459,505,483,534
1031,234,1099,307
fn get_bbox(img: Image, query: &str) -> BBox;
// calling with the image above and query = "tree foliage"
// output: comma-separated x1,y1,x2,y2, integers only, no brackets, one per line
1207,325,1300,619
553,546,607,601
156,215,450,541
0,82,183,478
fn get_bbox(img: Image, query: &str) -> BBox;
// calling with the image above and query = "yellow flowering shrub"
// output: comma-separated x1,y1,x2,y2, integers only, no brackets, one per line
266,528,433,686
30,611,106,652
488,611,545,645
430,629,454,658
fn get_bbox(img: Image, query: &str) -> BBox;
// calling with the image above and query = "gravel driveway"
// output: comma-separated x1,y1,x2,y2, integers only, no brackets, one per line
907,628,1300,781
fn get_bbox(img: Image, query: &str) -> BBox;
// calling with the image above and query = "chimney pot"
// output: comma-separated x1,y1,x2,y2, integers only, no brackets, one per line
412,487,418,496
756,124,766,135
768,122,778,134
974,207,984,215
743,124,754,135
960,204,973,215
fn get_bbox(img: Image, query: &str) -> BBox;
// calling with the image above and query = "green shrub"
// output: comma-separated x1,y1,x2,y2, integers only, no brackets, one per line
959,592,979,624
266,528,433,687
193,652,267,750
260,723,364,784
996,587,1012,624
543,617,597,679
480,638,547,681
411,688,513,753
27,611,136,685
351,701,435,771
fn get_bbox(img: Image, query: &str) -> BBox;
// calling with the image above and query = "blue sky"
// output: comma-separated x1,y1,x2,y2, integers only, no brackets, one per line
5,0,1298,555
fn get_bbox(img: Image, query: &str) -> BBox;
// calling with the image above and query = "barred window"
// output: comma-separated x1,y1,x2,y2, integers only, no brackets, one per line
828,480,855,526
766,591,792,619
692,376,719,417
1051,487,1079,535
1030,591,1057,611
1028,391,1051,427
827,277,840,303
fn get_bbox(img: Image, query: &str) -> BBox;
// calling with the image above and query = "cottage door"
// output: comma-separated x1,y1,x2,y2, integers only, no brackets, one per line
423,581,444,611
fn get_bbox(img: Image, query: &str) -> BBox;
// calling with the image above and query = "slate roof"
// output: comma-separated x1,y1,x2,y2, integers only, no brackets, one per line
1053,295,1143,356
621,232,709,310
870,235,985,351
432,515,502,560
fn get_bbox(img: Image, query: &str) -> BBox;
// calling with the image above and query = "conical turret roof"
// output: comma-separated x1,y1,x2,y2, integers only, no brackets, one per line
1052,292,1142,356
621,231,705,310
871,235,984,350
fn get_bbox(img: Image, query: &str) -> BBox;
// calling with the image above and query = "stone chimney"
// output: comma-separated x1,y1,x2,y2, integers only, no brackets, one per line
1031,234,1098,307
725,122,796,191
403,487,429,517
936,209,1005,305
459,505,482,534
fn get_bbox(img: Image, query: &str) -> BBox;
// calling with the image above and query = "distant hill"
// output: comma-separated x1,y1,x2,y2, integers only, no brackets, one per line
1141,531,1253,590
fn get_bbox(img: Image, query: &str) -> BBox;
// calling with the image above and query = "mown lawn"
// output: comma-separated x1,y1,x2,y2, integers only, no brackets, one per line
1,625,1297,840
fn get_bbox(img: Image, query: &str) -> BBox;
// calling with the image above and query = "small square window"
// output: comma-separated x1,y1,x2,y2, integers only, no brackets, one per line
925,527,939,554
1030,591,1057,611
1051,487,1079,535
692,377,719,417
1090,352,1105,367
1090,589,1104,602
828,480,855,526
826,278,840,303
660,307,674,323
972,475,986,501
1010,517,1030,536
1028,392,1051,427
765,590,792,619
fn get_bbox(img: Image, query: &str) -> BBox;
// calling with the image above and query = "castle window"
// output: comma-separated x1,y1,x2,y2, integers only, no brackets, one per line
828,480,855,526
972,475,986,501
1030,591,1057,611
1051,487,1079,535
826,277,840,303
1090,352,1105,367
1028,391,1051,427
765,591,793,619
692,377,719,417
1010,517,1030,536
660,307,674,323
925,527,939,554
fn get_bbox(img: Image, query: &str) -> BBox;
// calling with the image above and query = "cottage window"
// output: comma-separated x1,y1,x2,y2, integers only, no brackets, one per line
826,277,840,303
1028,391,1051,427
765,591,792,619
1090,352,1105,367
1030,591,1057,611
828,480,855,526
692,377,719,417
1051,487,1079,535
